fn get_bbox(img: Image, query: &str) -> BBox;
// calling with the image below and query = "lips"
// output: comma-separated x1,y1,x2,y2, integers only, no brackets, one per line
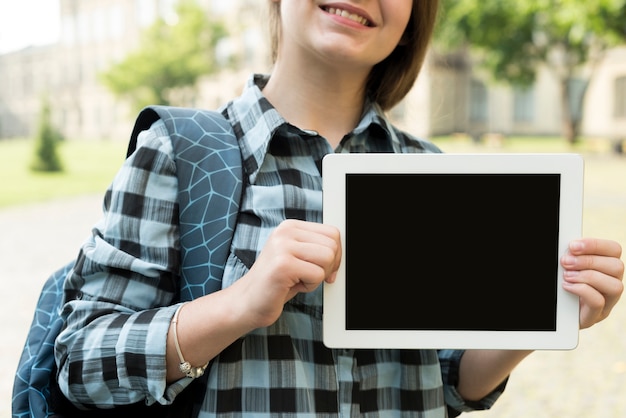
321,5,373,27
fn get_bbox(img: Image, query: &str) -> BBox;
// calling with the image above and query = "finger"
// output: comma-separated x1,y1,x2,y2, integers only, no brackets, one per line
563,281,612,328
569,238,623,258
292,240,340,276
284,218,341,241
277,221,341,253
561,254,625,281
563,271,624,328
284,257,330,295
287,221,342,271
564,269,624,307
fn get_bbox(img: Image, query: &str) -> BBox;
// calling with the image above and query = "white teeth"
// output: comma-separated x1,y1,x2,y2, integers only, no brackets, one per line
325,7,370,26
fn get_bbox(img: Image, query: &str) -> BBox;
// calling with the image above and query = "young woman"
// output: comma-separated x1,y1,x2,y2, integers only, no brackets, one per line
56,1,624,416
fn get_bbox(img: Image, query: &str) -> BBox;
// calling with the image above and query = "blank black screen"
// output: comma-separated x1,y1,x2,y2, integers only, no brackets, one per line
345,173,561,331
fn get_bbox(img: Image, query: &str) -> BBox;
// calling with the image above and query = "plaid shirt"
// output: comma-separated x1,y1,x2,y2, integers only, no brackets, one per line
56,74,505,417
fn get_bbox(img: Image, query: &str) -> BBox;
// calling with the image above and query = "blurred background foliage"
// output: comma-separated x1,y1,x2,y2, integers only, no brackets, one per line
99,0,227,113
435,0,626,144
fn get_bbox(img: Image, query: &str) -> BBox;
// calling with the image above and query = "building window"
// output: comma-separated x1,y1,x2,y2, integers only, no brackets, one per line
567,78,587,122
136,0,157,28
109,5,124,41
513,86,534,123
159,0,178,24
469,79,488,123
615,76,626,119
77,11,91,45
61,14,76,46
211,0,230,14
94,8,107,43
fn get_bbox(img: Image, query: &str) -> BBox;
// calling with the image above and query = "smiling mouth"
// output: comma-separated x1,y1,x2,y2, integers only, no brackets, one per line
321,6,372,27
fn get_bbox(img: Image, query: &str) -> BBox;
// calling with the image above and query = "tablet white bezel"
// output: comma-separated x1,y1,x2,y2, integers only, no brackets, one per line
322,153,583,350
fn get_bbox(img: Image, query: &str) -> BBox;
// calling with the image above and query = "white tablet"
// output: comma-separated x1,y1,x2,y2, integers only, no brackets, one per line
322,153,583,350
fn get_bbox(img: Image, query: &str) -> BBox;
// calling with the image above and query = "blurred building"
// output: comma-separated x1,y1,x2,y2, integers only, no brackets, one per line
0,0,269,141
0,1,625,144
418,47,626,143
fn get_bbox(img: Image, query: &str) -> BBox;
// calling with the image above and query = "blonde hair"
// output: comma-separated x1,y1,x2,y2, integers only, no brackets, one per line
268,0,440,111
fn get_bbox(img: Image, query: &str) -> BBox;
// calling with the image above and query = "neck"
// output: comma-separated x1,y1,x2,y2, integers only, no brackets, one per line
263,57,370,148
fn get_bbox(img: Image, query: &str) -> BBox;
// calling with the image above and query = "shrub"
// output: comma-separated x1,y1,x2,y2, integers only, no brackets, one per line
31,100,64,172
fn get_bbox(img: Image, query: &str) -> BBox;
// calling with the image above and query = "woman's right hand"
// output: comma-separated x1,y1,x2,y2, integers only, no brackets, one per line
167,219,342,380
238,219,342,328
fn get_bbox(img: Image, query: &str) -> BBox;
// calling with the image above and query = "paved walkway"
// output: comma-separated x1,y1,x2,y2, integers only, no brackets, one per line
2,153,625,417
0,194,103,417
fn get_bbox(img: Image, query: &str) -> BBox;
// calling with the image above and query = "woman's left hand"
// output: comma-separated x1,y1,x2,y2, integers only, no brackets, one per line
562,238,624,329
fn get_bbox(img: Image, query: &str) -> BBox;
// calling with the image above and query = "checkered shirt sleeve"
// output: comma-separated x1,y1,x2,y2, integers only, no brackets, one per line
55,119,192,408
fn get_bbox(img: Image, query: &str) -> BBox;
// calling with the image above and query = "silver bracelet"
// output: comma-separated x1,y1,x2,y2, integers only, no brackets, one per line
171,303,209,378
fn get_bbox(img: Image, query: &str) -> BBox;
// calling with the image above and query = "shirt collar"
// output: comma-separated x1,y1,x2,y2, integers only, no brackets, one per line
222,73,401,182
342,101,404,153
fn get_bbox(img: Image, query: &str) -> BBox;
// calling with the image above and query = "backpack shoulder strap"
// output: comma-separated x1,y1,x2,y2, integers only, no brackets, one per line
129,105,243,301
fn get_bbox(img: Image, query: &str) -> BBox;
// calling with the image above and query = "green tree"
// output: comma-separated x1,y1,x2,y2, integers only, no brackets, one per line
100,0,227,113
31,99,64,173
436,0,626,144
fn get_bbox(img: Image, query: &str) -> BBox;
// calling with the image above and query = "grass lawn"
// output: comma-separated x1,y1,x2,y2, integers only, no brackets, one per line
431,134,613,154
0,138,127,208
0,134,617,209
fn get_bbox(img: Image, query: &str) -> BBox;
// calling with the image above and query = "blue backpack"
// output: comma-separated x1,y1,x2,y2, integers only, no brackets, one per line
12,106,243,418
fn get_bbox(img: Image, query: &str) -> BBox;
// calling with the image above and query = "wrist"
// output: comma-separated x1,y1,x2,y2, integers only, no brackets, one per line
171,303,209,378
